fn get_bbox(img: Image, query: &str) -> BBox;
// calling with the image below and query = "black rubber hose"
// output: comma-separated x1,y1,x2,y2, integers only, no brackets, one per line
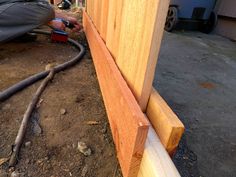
0,30,85,102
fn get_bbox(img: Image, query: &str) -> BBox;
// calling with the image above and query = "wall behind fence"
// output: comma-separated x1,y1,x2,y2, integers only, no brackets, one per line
86,0,169,112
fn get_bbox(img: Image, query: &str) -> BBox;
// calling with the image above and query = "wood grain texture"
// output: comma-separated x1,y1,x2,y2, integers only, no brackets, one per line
93,0,102,32
87,0,94,23
138,127,181,177
100,0,109,41
83,11,149,177
86,0,91,19
146,88,184,156
106,0,124,59
116,0,170,111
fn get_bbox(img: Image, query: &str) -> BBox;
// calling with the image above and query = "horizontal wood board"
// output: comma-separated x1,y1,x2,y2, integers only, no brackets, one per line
147,88,184,155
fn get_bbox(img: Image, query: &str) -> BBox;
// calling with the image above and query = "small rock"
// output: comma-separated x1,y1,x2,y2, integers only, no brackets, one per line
60,108,67,115
8,167,15,173
78,142,92,156
10,171,20,177
25,141,31,147
81,165,88,177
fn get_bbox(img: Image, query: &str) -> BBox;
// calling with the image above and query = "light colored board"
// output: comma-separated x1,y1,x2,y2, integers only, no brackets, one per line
100,0,109,41
138,127,181,177
146,88,184,155
86,0,90,16
88,0,94,23
106,0,124,59
93,0,102,32
116,0,170,111
86,0,92,20
83,11,149,177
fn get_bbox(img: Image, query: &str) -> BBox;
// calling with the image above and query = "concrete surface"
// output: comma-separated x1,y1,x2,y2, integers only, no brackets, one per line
154,31,236,177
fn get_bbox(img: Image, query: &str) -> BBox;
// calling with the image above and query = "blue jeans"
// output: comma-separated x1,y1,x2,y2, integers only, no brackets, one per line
0,1,55,43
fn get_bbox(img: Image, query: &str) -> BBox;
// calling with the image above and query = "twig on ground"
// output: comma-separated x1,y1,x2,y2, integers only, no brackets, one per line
9,69,55,167
113,162,118,177
0,157,9,166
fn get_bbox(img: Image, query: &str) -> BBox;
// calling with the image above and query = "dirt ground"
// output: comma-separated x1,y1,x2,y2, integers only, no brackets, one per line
0,32,122,176
156,31,236,177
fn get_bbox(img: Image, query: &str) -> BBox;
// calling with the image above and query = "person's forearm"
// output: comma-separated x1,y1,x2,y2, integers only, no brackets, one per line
54,9,70,21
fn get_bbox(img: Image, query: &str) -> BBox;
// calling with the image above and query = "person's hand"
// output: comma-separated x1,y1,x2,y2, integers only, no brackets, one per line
67,17,82,32
48,19,66,30
67,17,78,25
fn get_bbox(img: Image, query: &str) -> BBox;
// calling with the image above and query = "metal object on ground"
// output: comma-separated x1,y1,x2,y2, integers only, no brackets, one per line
57,0,72,10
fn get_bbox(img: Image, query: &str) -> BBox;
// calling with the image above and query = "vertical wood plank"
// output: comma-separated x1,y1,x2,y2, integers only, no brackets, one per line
106,0,124,59
93,0,99,29
116,0,170,111
96,0,102,33
100,0,109,41
89,0,94,22
86,0,90,16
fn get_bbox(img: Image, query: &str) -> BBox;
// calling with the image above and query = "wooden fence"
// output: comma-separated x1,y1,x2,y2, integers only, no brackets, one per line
86,0,168,111
83,0,184,177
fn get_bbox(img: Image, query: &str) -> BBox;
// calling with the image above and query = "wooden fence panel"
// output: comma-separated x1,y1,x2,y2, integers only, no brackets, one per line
93,0,101,32
86,0,90,16
116,0,170,111
106,0,124,59
88,0,94,23
100,0,109,41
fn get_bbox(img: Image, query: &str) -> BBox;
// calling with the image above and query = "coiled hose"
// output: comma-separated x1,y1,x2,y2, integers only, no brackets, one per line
0,30,85,102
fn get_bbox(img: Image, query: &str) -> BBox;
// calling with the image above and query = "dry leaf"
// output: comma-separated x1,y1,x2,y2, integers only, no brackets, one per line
85,121,99,125
0,157,9,166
